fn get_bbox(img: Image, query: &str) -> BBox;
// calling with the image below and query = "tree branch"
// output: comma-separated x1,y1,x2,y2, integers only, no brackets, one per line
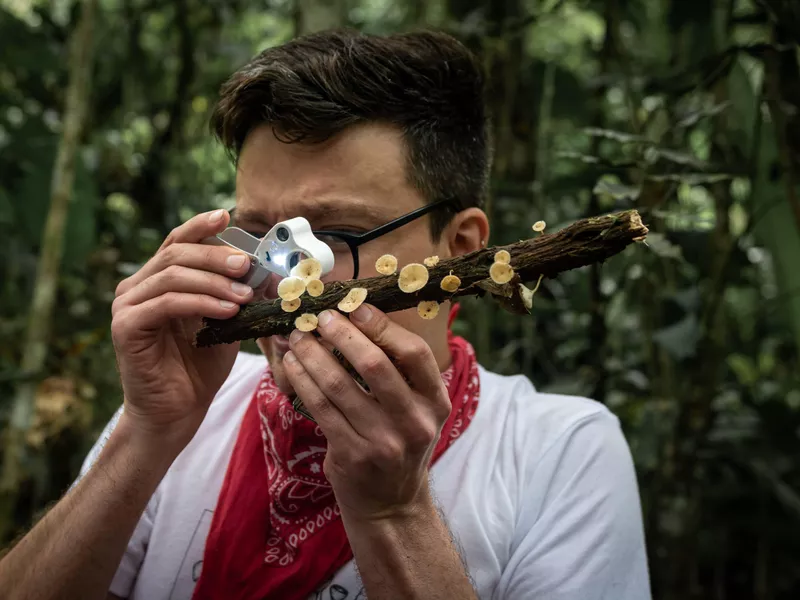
194,210,648,346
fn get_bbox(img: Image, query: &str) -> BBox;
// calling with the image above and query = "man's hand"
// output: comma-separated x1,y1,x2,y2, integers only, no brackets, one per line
111,208,253,449
283,304,451,520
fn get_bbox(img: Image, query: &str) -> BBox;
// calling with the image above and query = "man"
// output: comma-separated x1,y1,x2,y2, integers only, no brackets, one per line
1,29,651,600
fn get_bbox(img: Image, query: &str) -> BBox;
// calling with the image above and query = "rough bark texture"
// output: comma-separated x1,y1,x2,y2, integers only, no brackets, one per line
195,210,647,346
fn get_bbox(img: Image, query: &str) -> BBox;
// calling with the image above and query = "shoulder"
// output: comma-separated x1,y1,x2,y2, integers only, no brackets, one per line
473,366,620,460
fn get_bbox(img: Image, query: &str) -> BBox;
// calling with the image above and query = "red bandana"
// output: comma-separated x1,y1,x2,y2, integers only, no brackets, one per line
193,317,480,600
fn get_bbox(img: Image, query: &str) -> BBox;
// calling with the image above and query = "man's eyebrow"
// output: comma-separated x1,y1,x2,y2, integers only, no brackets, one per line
233,202,385,230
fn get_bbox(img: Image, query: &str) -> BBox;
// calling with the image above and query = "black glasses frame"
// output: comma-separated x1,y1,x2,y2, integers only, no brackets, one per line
230,197,456,279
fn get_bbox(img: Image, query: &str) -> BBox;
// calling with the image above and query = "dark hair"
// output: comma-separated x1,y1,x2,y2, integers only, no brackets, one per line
211,28,491,237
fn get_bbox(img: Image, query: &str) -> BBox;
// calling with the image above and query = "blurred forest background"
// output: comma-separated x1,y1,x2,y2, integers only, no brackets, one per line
1,0,799,598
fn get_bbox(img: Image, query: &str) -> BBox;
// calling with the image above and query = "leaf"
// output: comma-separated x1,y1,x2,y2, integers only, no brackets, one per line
675,102,730,128
642,232,684,260
727,353,758,386
647,147,711,170
646,173,734,185
582,127,648,144
593,178,641,201
652,314,699,360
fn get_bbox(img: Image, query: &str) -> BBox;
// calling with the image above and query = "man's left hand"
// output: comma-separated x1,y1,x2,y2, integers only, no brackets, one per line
283,304,451,521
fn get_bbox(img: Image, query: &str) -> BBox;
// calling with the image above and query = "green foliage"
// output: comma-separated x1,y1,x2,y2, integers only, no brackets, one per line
1,0,799,598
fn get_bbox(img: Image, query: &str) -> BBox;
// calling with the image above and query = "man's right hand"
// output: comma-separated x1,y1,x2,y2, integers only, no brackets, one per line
110,208,253,450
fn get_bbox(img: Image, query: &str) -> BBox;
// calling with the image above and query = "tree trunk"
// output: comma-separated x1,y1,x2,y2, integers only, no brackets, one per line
0,0,97,538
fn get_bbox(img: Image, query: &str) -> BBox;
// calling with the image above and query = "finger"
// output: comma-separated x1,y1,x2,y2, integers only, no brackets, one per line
159,208,230,251
287,330,383,431
117,292,241,333
116,242,251,298
282,350,367,448
345,305,444,399
117,265,253,308
313,310,411,412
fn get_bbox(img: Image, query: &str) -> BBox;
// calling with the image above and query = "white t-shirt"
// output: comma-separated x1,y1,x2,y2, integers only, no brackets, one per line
79,351,651,600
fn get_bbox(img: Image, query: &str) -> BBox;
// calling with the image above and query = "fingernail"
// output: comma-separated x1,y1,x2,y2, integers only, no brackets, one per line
317,310,333,328
289,329,304,345
351,305,373,323
231,281,252,296
209,209,225,222
284,351,297,365
220,300,236,308
227,254,247,269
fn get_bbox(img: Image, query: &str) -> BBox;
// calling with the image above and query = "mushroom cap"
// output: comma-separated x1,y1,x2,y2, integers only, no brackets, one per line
306,279,324,297
423,255,440,267
375,254,398,275
494,250,511,264
294,313,319,332
290,257,323,282
532,220,546,232
417,301,440,320
277,276,307,301
281,298,302,313
440,274,461,293
337,287,368,313
398,263,429,293
489,262,515,284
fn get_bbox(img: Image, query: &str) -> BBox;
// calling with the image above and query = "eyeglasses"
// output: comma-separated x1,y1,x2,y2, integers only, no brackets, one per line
229,197,456,280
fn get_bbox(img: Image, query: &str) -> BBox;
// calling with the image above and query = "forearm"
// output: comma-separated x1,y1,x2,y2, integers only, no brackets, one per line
341,484,478,600
0,413,179,600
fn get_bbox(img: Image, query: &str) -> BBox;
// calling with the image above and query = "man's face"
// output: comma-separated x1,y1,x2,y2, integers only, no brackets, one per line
234,123,449,394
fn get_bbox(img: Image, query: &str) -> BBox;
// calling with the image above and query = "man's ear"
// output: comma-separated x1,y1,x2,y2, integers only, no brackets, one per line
443,207,490,258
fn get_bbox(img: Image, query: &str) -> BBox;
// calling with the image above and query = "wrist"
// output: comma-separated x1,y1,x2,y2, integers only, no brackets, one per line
114,411,188,470
339,479,438,528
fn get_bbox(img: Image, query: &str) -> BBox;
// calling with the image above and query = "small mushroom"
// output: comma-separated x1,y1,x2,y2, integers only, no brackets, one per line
519,284,534,311
440,274,461,293
294,313,319,332
398,263,429,293
375,254,398,275
277,276,307,301
489,262,515,284
337,287,368,313
290,257,322,282
417,301,440,320
423,255,439,267
532,220,546,233
494,250,511,264
281,298,301,313
519,274,544,311
306,279,324,297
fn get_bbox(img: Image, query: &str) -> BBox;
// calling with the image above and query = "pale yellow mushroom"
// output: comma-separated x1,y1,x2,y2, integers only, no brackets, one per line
306,279,324,297
519,285,534,311
281,298,301,313
532,220,546,233
489,262,515,284
290,257,323,282
494,250,511,264
375,254,398,275
398,263,429,293
277,276,307,301
423,255,439,267
418,301,440,320
337,287,368,313
440,274,461,293
294,313,319,332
